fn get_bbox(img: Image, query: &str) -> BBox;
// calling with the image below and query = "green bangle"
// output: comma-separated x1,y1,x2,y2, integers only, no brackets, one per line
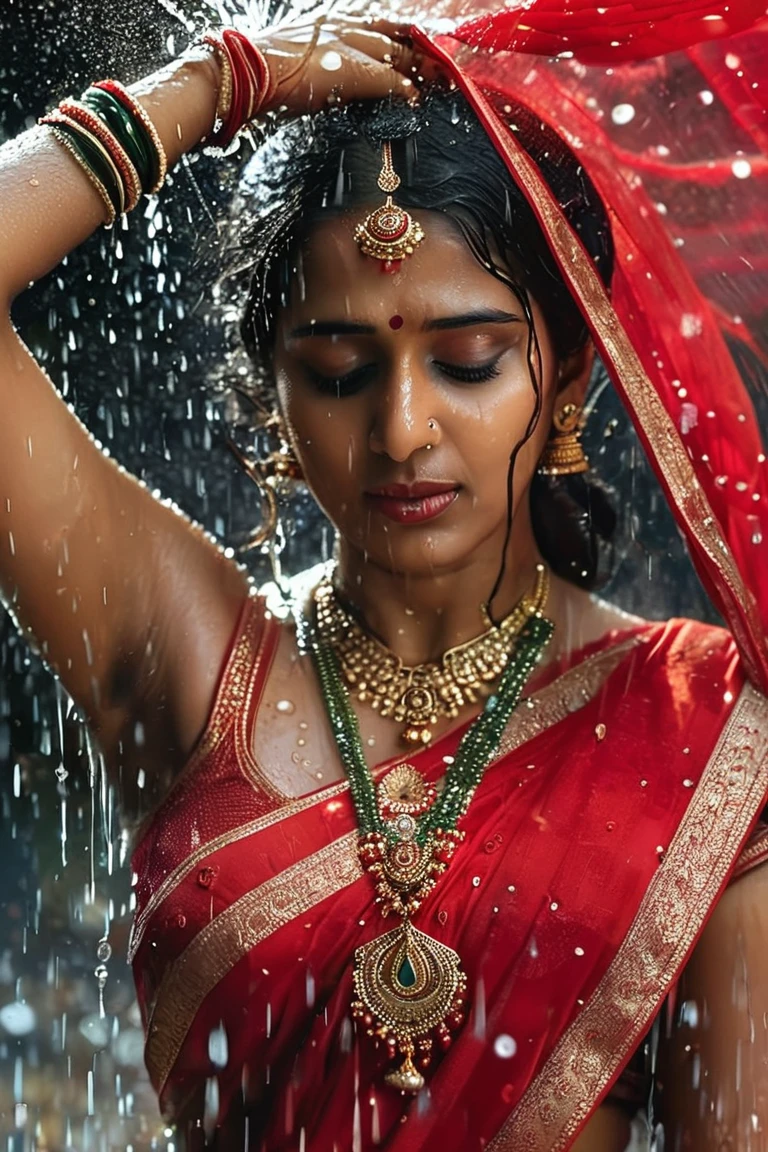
53,120,124,215
81,86,153,191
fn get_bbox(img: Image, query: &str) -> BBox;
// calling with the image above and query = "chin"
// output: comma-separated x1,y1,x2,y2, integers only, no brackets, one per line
344,522,492,579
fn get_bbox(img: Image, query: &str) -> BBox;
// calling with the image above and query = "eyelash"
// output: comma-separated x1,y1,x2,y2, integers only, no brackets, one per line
307,357,503,397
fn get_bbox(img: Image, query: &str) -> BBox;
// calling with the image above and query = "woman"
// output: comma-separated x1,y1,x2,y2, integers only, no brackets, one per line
0,3,767,1149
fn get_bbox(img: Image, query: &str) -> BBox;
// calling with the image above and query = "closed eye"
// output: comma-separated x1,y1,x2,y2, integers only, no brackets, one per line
304,355,503,396
433,357,503,383
305,363,377,398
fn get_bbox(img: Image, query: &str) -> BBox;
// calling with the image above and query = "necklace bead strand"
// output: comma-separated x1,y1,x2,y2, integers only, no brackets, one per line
306,568,554,1093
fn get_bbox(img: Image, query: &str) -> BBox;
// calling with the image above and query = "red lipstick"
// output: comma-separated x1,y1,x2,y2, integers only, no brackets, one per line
365,482,460,524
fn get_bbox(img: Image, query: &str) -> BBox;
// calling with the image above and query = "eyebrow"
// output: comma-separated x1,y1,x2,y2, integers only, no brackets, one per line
288,310,521,339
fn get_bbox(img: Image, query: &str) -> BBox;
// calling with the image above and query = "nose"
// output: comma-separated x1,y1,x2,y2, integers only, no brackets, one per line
368,361,440,463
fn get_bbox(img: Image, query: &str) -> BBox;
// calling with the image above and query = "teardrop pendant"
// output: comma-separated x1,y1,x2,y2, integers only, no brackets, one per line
351,921,467,1093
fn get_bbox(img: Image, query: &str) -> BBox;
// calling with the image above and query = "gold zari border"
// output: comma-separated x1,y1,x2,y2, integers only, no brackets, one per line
127,781,350,963
129,636,639,963
488,681,768,1151
145,831,362,1091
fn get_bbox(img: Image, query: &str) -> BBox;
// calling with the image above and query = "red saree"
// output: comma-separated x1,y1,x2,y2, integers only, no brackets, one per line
130,2,768,1146
130,599,768,1150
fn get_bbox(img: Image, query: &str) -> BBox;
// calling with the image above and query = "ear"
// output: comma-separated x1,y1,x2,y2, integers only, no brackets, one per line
555,340,594,410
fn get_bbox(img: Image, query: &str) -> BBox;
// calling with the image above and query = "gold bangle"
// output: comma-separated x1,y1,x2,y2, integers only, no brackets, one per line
59,99,142,212
201,35,233,125
45,124,117,226
45,109,126,216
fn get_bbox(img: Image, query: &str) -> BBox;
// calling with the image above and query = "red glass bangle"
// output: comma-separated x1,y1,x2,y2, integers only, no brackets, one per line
202,28,271,149
92,79,167,193
58,99,141,211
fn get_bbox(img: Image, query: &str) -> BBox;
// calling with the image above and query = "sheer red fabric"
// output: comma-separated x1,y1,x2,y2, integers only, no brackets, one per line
415,3,768,686
457,0,767,65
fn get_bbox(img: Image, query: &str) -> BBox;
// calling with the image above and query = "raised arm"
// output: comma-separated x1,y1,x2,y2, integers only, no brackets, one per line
0,20,419,800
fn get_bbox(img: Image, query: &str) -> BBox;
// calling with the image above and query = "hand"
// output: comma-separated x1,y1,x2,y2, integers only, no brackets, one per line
253,17,433,115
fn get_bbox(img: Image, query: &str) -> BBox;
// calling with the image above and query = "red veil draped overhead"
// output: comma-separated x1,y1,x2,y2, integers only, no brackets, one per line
418,0,768,688
130,5,768,1150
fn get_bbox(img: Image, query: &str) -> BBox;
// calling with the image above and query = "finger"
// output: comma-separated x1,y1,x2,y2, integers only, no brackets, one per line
354,16,416,43
335,28,418,76
328,49,419,105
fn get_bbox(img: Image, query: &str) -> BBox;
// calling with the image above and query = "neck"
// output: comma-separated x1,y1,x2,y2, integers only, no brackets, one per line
335,503,548,667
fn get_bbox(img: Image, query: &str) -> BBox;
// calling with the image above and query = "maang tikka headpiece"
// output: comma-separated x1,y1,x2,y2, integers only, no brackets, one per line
355,141,425,272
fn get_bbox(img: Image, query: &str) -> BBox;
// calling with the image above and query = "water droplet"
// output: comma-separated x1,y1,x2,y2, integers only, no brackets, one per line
680,313,703,338
611,103,635,125
494,1034,517,1058
208,1022,229,1068
320,50,343,71
0,1002,36,1036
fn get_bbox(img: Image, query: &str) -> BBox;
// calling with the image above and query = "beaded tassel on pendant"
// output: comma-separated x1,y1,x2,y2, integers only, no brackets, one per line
308,571,553,1092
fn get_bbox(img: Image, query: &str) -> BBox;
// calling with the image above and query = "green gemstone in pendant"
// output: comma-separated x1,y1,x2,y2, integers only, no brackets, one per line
397,955,417,988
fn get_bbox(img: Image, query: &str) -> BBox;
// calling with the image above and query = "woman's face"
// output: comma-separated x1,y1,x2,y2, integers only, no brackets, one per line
273,210,562,578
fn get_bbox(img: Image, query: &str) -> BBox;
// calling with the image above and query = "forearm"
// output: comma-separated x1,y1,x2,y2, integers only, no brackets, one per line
0,48,219,307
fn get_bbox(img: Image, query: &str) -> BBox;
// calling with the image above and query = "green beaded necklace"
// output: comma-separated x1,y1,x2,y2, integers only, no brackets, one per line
306,583,554,1093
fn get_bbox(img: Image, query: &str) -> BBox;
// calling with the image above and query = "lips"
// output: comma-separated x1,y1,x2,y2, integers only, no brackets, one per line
365,481,461,525
366,481,459,499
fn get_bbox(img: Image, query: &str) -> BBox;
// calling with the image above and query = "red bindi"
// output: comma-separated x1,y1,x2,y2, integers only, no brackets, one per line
389,315,404,330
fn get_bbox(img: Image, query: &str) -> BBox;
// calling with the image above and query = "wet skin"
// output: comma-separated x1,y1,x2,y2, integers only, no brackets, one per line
274,210,594,666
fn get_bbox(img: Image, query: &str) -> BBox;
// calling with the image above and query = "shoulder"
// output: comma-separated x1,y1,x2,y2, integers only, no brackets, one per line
550,576,741,684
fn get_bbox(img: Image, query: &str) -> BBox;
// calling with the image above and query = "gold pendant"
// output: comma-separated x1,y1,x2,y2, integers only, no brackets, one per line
352,920,467,1093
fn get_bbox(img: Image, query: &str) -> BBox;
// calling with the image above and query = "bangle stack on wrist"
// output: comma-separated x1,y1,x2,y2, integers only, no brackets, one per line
39,80,167,227
200,29,272,150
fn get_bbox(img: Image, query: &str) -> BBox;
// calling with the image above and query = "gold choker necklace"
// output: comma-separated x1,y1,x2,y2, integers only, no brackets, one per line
313,565,550,745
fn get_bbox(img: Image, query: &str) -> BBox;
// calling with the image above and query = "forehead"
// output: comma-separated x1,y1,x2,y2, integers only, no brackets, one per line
285,209,520,323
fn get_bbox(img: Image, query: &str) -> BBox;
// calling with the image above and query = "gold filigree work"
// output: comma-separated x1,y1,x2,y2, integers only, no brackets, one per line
314,565,549,745
352,922,467,1092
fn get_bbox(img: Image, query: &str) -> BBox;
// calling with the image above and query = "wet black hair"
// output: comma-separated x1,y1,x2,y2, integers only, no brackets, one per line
232,87,617,596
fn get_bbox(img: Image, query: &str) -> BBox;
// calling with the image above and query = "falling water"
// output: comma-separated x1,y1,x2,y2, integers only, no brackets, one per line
0,1,764,1150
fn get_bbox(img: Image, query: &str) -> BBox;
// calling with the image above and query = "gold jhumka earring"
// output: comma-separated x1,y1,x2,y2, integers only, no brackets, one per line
538,402,589,476
355,141,425,272
228,411,303,551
